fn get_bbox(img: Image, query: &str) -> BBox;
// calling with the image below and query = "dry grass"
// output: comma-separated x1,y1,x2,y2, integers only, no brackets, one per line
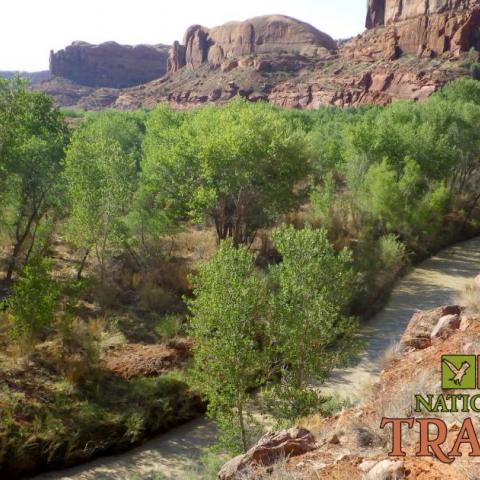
377,342,402,371
138,282,177,312
454,458,480,480
167,228,217,261
239,457,308,479
456,280,480,315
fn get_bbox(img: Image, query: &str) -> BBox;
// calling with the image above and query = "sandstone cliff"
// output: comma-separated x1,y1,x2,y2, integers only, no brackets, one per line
361,0,480,59
167,15,337,73
49,41,170,88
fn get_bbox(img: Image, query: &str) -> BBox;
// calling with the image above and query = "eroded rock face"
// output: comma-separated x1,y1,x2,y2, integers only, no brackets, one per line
167,41,186,73
400,305,461,350
167,15,337,74
363,0,480,57
366,0,386,28
218,428,316,480
50,41,170,88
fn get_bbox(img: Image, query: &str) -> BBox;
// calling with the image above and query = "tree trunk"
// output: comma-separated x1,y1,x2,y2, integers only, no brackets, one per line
6,242,22,281
77,248,90,280
237,399,248,453
462,191,480,232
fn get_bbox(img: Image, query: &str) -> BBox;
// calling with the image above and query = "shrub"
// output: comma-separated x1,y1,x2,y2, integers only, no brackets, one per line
138,282,177,313
4,258,59,348
155,314,183,341
471,62,480,80
378,234,407,272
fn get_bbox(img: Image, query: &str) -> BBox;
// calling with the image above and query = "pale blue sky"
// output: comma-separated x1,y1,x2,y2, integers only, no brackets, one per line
3,0,366,71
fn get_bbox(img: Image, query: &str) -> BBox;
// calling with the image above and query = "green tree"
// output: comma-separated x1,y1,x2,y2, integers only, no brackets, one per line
268,225,358,419
188,242,269,452
141,99,310,246
0,77,68,279
64,130,136,282
359,157,450,240
4,257,59,348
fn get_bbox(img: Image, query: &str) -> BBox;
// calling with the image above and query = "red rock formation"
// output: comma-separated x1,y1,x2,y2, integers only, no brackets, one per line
363,0,480,58
167,15,337,74
218,428,316,480
49,41,170,88
42,6,479,110
167,41,186,73
366,0,386,28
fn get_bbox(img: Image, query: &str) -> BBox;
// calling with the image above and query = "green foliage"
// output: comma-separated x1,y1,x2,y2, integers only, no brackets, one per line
472,63,480,80
82,110,145,168
4,258,59,346
155,314,183,341
267,225,359,419
310,172,336,228
377,234,408,271
0,77,68,278
435,78,480,105
141,98,310,245
359,157,450,238
188,242,269,452
64,124,136,281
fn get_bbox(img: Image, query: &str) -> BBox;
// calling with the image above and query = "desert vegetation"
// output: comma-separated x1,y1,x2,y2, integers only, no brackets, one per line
1,76,480,477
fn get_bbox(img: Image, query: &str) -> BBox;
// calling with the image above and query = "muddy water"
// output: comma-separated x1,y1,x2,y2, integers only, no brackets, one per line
321,236,480,400
31,237,480,480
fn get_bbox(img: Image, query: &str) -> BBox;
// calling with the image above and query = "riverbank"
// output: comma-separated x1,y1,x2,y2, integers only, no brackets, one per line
28,236,480,480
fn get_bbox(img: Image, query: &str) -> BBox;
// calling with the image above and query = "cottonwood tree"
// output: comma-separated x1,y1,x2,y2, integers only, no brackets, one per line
141,99,310,246
0,78,68,279
64,131,135,282
67,111,146,274
267,225,359,419
188,242,269,452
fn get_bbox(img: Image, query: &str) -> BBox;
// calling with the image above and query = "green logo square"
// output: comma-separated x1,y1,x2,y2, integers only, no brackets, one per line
442,355,477,390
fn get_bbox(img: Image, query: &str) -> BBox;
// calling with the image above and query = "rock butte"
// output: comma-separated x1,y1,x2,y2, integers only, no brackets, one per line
49,41,170,89
37,5,480,109
167,15,337,73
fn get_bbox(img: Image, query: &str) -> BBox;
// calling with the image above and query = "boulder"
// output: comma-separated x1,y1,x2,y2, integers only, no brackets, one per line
218,427,316,480
400,306,461,350
475,274,480,288
431,314,461,339
50,41,170,88
365,459,405,480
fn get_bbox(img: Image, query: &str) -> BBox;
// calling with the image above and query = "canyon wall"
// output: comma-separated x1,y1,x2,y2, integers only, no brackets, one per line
363,0,480,58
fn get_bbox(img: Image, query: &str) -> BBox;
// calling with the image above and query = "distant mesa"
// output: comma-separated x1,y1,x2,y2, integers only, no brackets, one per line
167,15,338,73
49,41,170,88
0,70,51,84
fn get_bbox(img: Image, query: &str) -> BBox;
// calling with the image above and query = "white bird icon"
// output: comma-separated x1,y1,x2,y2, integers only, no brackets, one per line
443,359,471,386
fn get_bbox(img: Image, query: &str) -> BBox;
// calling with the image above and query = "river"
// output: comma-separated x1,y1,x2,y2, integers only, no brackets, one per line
32,237,480,480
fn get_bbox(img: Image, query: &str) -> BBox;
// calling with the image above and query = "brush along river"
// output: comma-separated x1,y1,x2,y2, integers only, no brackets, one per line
32,237,480,480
